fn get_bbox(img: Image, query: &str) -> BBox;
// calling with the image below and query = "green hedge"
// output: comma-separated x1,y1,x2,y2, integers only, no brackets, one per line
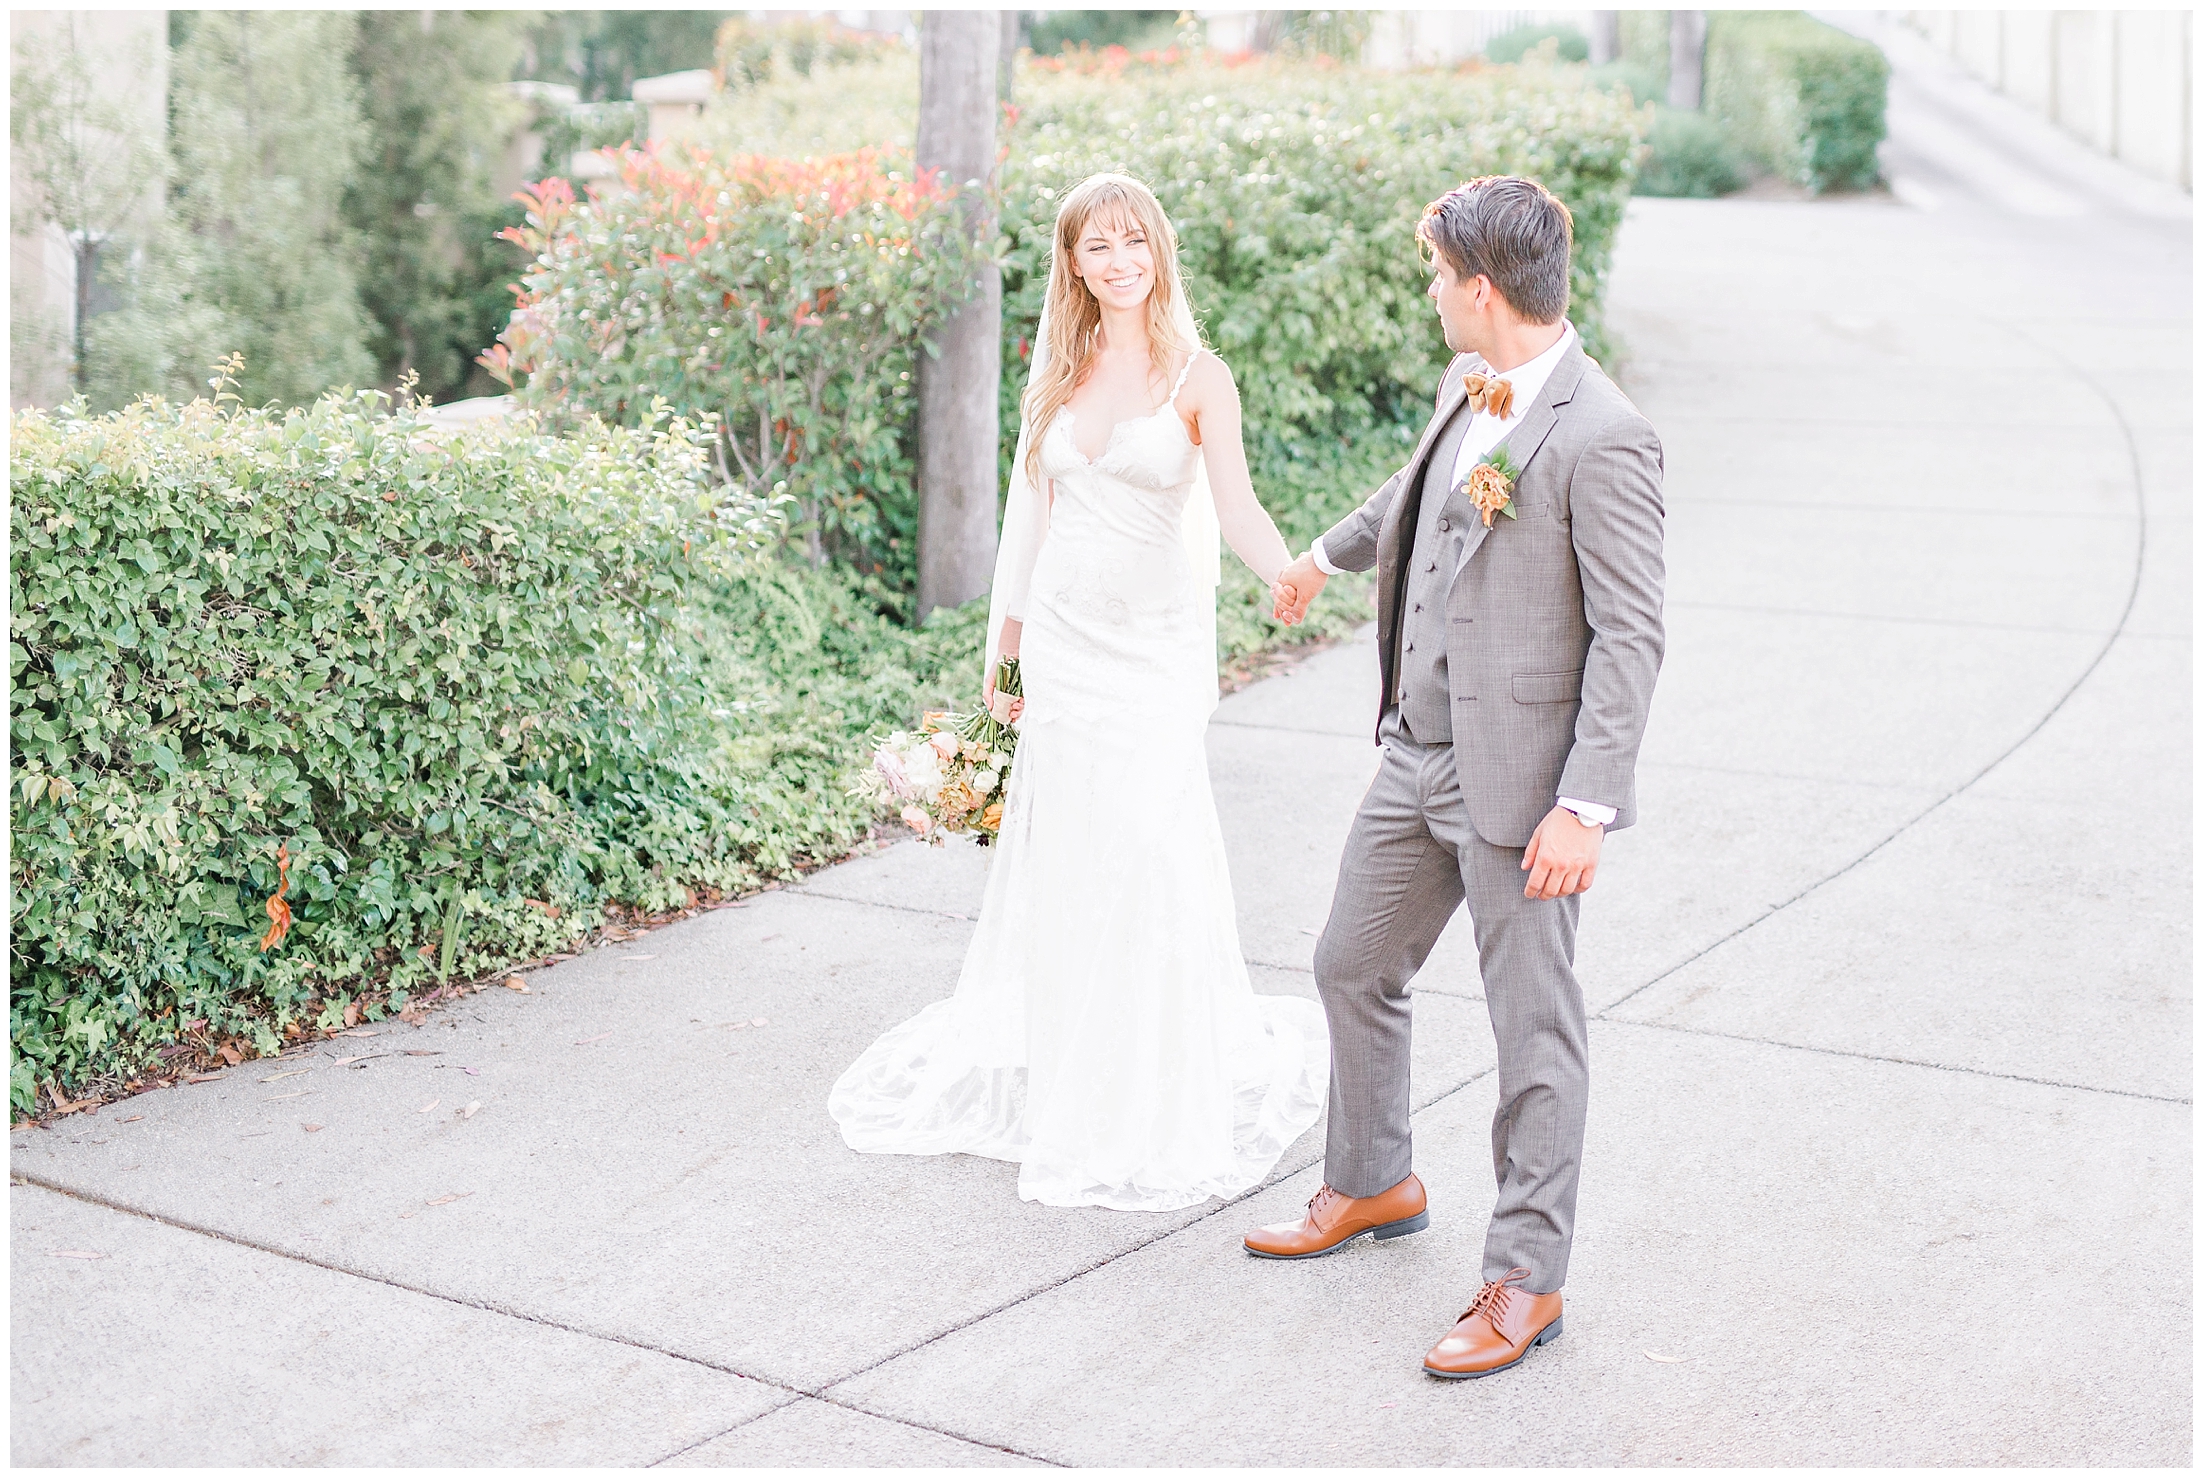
1706,12,1888,192
485,151,990,576
1636,108,1747,198
7,386,985,1115
658,52,1642,583
998,56,1643,553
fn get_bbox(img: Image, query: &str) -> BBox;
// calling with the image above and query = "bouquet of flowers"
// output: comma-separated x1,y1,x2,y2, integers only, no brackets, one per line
852,656,1023,846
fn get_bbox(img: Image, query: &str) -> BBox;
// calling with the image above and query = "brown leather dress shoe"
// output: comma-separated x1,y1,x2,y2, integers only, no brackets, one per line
1243,1174,1429,1259
1423,1267,1563,1379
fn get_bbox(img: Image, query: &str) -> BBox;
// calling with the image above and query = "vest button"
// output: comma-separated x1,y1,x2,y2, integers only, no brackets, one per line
1438,518,1451,532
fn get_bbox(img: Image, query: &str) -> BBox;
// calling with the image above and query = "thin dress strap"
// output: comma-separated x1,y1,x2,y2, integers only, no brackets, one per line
1166,350,1199,406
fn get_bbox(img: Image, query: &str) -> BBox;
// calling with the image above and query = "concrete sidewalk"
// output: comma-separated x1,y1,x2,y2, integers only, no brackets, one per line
13,46,2190,1469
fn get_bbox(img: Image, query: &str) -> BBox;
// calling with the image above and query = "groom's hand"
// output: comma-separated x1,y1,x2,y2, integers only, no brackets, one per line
1272,552,1327,625
1521,806,1602,899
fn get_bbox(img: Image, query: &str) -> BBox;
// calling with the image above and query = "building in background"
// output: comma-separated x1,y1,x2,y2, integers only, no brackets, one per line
1899,10,2189,189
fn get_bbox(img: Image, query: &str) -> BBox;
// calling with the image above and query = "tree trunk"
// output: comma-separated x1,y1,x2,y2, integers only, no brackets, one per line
71,236,97,395
915,10,1002,620
1589,12,1621,66
1668,10,1707,110
998,10,1020,105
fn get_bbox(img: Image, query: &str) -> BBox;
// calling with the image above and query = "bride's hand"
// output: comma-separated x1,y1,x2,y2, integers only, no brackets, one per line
984,678,1025,724
1272,553,1326,625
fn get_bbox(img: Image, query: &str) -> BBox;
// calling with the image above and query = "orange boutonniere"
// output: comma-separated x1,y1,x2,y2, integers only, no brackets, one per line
1461,371,1516,421
1458,446,1522,527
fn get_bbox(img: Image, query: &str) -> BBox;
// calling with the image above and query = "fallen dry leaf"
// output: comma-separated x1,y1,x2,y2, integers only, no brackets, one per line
752,1017,768,1027
417,1099,440,1114
502,976,529,992
302,1123,325,1133
337,1028,378,1038
574,1032,613,1046
620,953,658,961
260,843,293,952
402,1049,440,1057
216,1043,243,1067
120,1115,144,1124
50,1249,106,1260
266,1091,312,1101
330,1054,386,1068
1644,1351,1688,1364
342,1003,362,1027
184,1073,223,1085
260,1069,310,1083
424,1191,474,1207
460,1100,482,1119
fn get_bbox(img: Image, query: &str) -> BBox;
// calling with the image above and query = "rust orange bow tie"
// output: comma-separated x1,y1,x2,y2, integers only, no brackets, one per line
1461,371,1515,421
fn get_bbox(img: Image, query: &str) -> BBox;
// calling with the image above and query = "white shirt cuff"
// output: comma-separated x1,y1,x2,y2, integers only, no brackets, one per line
1556,796,1615,828
1310,537,1345,577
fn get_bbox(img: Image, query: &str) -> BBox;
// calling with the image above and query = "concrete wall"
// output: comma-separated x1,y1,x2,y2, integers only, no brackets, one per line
9,9,169,408
1904,9,2192,190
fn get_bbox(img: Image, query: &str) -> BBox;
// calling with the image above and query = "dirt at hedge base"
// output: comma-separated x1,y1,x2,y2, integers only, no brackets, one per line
8,859,875,1132
14,630,1356,1132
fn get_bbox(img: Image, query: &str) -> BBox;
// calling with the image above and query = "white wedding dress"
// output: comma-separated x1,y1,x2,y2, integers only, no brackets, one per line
827,361,1330,1212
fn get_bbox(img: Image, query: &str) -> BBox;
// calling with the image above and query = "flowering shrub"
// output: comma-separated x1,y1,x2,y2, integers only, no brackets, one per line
997,57,1645,543
483,147,992,573
6,381,993,1115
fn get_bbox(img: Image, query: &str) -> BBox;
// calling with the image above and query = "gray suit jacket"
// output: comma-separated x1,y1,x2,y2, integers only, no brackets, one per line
1319,341,1666,847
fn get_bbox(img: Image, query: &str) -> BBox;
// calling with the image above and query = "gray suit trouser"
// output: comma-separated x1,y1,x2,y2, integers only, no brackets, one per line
1313,706,1588,1294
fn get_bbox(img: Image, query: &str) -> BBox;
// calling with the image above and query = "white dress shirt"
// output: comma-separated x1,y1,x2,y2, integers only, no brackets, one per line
1311,322,1614,829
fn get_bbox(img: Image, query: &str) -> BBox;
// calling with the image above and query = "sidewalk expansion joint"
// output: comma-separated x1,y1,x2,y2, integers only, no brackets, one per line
1596,1017,2188,1106
646,1393,1064,1469
807,1063,1499,1408
1208,718,1373,739
10,1172,1057,1468
1666,597,2127,639
1599,347,2149,1025
785,888,975,923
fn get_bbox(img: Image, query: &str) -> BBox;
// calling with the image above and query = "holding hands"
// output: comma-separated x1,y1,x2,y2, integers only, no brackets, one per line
1270,551,1328,626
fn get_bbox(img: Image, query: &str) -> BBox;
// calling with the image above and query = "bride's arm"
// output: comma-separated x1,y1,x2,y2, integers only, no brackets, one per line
1183,354,1291,585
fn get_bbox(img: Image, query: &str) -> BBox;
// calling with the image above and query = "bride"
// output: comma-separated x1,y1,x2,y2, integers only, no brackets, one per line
827,173,1330,1212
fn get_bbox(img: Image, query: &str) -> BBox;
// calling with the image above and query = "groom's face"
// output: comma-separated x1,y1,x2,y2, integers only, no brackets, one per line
1428,255,1492,356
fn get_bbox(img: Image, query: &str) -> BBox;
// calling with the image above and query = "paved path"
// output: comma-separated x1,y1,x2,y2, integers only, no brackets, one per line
13,33,2190,1467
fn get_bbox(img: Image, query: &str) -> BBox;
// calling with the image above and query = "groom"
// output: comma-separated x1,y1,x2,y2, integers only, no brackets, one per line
1257,176,1665,1379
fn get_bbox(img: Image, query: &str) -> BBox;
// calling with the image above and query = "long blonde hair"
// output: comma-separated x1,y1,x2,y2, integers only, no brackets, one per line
1020,173,1199,485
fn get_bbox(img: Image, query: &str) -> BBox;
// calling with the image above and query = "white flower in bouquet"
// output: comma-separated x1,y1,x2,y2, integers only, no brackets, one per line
972,769,1000,796
928,729,959,760
872,743,913,799
901,739,944,797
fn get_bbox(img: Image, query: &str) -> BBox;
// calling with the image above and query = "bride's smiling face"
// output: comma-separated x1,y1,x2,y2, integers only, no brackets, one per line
1070,212,1156,312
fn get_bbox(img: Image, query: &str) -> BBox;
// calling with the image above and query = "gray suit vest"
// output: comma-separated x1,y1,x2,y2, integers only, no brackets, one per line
1395,403,1477,744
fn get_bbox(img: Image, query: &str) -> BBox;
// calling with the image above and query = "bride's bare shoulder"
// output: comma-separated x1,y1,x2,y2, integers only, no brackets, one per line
1177,347,1238,405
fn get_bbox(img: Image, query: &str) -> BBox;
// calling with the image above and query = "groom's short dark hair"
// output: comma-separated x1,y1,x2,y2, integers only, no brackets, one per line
1418,177,1573,325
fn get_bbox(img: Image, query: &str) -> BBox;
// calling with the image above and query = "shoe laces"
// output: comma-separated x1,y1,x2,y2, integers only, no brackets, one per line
1463,1266,1533,1327
1304,1184,1339,1223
